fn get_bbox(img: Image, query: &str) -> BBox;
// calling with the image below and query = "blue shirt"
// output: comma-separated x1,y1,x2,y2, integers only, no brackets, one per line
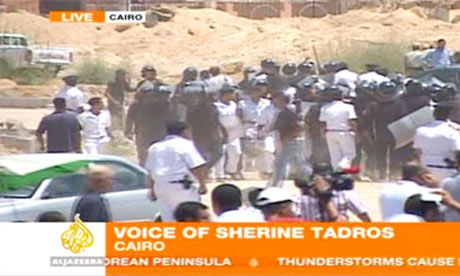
37,111,80,153
424,48,451,68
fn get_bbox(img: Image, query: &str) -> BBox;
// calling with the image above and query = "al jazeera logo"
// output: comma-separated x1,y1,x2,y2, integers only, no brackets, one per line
51,215,104,267
61,214,94,253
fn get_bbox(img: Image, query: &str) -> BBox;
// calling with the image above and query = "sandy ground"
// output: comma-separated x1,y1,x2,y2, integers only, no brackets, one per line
0,107,51,129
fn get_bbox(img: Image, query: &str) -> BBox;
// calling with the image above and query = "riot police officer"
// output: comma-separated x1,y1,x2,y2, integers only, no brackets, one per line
363,81,407,180
125,85,176,167
182,84,223,176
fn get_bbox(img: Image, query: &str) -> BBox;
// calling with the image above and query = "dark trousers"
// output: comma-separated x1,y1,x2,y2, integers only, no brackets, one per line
375,139,399,180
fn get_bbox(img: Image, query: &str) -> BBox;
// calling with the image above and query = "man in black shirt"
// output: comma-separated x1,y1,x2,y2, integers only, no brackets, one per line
271,93,310,187
73,165,112,222
36,98,81,153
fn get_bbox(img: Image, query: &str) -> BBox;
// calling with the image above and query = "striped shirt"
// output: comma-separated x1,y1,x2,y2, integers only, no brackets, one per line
300,191,367,222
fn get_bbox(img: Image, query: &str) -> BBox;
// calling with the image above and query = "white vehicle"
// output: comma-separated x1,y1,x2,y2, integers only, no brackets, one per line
0,33,73,75
0,154,159,222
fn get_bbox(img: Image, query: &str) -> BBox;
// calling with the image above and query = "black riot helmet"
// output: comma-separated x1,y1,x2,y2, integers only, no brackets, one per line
297,62,315,74
141,65,156,79
261,58,277,73
282,63,297,76
431,83,458,103
376,81,399,102
182,67,198,82
356,81,378,97
296,77,319,101
320,85,342,102
405,79,427,97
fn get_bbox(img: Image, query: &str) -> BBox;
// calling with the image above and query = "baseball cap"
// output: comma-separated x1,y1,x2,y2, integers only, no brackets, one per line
256,187,296,207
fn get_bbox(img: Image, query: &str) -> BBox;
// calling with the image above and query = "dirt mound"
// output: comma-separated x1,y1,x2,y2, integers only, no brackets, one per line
1,8,460,83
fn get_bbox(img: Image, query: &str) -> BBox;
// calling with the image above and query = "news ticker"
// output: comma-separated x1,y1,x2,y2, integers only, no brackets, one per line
49,11,146,23
0,222,459,276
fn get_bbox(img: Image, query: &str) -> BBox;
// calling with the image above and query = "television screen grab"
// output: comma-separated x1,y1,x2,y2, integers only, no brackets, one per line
1,0,460,275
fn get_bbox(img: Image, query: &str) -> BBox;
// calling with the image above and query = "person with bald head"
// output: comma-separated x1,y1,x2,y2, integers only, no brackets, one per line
72,165,113,222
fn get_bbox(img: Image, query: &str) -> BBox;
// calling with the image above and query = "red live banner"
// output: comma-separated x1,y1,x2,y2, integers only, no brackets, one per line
104,223,460,275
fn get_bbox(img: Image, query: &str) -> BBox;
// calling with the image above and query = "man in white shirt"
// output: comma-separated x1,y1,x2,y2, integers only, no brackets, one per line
212,184,265,222
214,84,243,180
239,82,271,173
255,100,279,178
145,121,208,222
78,97,112,154
207,66,233,92
333,62,358,97
414,104,460,182
358,64,390,85
319,86,358,170
380,162,438,221
55,75,84,113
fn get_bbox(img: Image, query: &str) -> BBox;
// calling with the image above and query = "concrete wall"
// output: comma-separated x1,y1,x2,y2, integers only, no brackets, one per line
0,97,50,108
216,0,347,19
0,0,39,13
1,0,347,18
0,134,37,153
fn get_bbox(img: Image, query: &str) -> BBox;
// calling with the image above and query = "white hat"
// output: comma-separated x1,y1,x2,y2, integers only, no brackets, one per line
256,187,296,207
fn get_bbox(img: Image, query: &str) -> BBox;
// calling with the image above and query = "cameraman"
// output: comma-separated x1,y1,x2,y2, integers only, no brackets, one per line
296,163,371,222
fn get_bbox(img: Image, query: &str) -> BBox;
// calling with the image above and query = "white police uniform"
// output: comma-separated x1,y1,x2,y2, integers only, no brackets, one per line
78,110,111,154
358,71,390,86
319,100,357,170
214,100,243,177
55,86,85,112
414,120,460,181
333,69,358,97
256,103,279,174
239,98,271,171
145,135,206,222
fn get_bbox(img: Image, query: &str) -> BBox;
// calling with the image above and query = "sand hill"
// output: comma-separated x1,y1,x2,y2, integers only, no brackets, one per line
1,7,460,82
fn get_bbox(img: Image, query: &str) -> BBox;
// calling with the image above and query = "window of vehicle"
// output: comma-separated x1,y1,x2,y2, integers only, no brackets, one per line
0,36,11,46
432,70,458,85
41,173,88,199
95,161,147,192
12,37,27,46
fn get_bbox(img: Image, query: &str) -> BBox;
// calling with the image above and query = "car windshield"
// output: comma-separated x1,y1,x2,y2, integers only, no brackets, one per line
0,182,40,198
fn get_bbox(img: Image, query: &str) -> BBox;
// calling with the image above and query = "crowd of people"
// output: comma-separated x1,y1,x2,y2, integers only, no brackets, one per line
34,38,460,223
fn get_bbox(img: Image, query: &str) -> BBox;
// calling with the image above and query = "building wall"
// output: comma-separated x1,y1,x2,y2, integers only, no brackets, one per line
1,0,348,18
1,0,39,14
216,0,347,19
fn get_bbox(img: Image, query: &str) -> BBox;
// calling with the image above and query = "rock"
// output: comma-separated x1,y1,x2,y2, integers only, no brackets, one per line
221,59,244,75
381,20,394,26
452,15,460,24
187,29,195,35
114,25,132,33
452,1,460,9
143,12,159,28
0,79,16,90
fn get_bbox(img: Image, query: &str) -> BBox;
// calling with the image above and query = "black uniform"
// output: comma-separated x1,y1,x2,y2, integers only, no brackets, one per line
186,101,223,170
125,95,176,167
363,98,407,179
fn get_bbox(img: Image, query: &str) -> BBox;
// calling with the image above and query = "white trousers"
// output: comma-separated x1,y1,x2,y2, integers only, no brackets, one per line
154,182,201,222
83,137,110,155
325,131,356,170
216,138,242,177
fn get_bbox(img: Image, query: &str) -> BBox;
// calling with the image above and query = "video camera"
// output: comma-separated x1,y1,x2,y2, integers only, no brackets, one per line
294,164,359,195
